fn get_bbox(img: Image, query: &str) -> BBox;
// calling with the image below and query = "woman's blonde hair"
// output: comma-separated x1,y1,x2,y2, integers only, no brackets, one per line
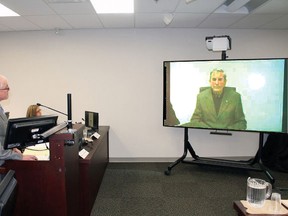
26,105,39,117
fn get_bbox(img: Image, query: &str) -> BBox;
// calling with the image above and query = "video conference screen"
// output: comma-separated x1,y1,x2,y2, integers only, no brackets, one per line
163,58,287,133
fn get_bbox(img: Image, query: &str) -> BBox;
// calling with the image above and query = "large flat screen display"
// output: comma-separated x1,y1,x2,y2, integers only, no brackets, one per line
163,58,287,133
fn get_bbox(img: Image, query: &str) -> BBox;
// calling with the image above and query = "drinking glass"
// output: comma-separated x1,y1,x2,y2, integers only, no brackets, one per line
270,192,281,213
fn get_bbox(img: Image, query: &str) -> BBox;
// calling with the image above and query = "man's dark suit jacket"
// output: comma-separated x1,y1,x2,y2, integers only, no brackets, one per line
183,87,247,130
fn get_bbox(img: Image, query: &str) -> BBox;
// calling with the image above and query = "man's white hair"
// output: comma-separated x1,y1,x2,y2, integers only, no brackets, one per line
0,75,8,89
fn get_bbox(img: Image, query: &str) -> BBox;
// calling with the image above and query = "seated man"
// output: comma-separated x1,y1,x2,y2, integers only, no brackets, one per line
182,69,247,130
0,75,37,166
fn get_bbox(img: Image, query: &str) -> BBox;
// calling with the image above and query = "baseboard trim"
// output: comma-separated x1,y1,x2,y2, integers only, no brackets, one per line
109,156,254,163
109,158,178,163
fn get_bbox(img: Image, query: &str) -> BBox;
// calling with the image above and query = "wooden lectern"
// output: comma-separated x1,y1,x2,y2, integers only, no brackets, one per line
4,124,110,216
79,126,110,215
4,124,84,216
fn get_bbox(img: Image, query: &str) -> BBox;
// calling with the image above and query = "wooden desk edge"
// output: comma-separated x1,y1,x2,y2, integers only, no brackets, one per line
233,201,288,216
233,201,247,215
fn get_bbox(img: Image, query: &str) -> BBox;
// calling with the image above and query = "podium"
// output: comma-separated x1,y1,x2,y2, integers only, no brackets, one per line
4,124,109,216
79,126,110,216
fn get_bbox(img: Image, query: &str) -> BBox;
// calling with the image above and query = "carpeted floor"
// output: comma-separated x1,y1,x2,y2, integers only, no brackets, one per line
90,162,288,216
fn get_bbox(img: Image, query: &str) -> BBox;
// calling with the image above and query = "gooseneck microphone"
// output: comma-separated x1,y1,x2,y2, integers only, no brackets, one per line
36,103,68,116
38,93,73,131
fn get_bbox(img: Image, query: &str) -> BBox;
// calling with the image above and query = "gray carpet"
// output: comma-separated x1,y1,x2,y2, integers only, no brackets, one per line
91,162,288,216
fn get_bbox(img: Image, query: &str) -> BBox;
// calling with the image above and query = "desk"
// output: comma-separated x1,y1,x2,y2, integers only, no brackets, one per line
4,124,83,216
234,201,257,216
4,125,109,216
233,201,288,216
79,126,109,216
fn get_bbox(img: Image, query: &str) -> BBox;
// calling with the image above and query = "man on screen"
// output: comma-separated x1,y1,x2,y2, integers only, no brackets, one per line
182,69,247,130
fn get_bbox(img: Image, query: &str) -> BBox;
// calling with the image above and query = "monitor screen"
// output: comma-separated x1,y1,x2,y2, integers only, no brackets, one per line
163,58,288,133
4,115,58,149
85,111,98,130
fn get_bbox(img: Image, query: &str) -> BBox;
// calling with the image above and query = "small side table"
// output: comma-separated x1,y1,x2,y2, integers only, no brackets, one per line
233,201,288,216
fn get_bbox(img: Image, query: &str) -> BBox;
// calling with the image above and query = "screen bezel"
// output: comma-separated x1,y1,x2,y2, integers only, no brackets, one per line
163,58,288,134
4,115,58,149
85,111,99,130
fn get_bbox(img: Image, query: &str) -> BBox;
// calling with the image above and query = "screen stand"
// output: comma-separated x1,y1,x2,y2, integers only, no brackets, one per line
164,129,275,185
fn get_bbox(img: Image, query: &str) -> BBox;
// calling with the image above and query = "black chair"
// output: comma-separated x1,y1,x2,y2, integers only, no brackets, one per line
0,169,17,216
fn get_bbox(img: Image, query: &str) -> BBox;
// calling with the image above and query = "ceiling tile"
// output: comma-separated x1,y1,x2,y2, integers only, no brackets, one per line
169,13,209,28
0,0,287,31
253,0,288,14
230,14,283,29
0,17,41,31
25,15,72,30
198,13,246,28
47,1,96,15
175,0,226,13
0,0,55,15
135,13,166,28
98,14,134,28
134,0,180,13
62,14,103,28
259,14,288,29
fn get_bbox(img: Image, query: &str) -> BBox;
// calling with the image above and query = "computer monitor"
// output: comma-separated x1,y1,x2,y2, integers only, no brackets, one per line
85,111,99,131
4,115,58,150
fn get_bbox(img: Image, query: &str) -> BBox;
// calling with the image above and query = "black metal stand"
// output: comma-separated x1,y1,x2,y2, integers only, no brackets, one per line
164,128,275,185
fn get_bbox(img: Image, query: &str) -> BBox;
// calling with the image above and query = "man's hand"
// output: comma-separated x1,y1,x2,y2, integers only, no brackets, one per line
22,155,38,161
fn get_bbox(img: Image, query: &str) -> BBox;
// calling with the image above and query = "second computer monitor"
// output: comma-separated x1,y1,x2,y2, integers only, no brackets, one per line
85,111,99,130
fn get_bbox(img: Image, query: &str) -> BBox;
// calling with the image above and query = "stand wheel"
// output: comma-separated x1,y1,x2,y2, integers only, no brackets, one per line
164,169,171,175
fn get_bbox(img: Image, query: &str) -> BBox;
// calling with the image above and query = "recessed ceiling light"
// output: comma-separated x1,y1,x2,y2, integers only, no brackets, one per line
0,3,19,17
163,13,174,26
185,0,196,4
90,0,134,14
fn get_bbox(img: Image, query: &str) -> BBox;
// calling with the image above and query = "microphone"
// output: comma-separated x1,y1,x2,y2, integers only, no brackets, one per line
37,103,67,116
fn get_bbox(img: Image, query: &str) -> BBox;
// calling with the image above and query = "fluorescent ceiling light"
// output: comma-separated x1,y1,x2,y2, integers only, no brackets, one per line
90,0,134,14
0,3,19,17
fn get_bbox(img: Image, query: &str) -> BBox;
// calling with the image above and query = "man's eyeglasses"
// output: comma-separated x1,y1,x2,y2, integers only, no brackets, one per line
0,87,9,91
211,78,223,82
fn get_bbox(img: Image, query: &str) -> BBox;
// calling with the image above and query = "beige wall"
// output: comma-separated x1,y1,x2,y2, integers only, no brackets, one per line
0,28,287,161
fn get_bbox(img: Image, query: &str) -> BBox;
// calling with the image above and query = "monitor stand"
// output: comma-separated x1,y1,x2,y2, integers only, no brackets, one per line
83,127,97,138
87,128,96,136
164,128,275,185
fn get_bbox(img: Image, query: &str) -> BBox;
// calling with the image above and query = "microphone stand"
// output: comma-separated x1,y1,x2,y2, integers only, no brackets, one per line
38,93,74,132
67,94,73,130
37,103,67,116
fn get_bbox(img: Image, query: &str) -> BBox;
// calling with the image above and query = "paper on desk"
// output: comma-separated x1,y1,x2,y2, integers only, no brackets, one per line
24,143,50,161
91,132,100,139
79,149,89,159
241,200,288,215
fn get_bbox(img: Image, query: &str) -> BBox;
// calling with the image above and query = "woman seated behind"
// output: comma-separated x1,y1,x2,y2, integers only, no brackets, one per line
26,104,42,117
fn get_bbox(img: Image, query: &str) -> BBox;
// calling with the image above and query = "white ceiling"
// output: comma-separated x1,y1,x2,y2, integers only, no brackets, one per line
0,0,287,32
